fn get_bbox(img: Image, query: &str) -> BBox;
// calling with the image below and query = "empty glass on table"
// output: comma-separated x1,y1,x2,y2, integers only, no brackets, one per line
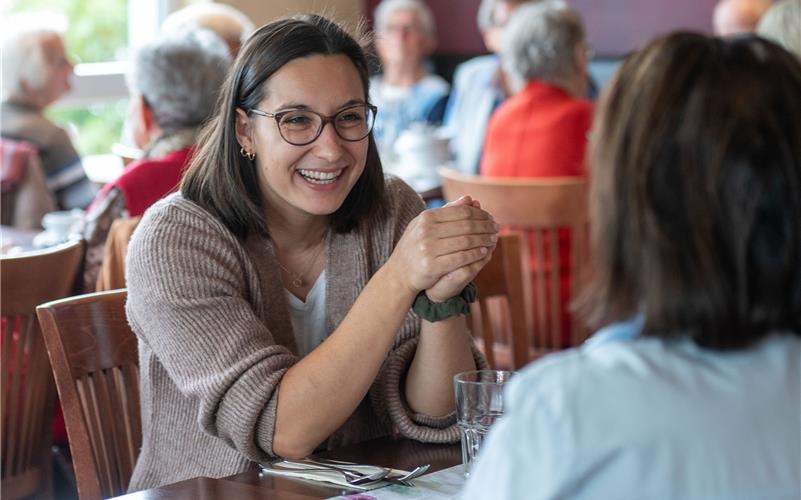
454,369,514,475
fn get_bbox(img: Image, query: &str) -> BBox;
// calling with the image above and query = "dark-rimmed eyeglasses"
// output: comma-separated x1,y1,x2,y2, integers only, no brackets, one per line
248,103,377,146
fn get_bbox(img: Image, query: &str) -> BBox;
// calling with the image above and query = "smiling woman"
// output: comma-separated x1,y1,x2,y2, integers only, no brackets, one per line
124,14,496,492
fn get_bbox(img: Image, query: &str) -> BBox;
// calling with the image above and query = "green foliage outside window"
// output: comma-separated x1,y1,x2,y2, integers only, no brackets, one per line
8,0,129,155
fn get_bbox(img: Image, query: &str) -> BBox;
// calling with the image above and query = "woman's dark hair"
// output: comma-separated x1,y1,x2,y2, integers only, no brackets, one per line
181,14,386,239
579,33,801,349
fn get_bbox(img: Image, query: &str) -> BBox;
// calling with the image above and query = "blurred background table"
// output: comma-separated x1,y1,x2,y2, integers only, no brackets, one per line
113,437,461,500
0,225,38,252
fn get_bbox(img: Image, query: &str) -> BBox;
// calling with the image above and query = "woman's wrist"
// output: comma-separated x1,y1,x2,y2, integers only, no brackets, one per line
376,260,421,305
413,283,477,322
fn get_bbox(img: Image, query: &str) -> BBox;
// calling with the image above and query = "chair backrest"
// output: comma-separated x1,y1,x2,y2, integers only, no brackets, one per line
1,241,83,500
36,289,140,500
96,216,141,292
440,168,591,363
471,234,530,369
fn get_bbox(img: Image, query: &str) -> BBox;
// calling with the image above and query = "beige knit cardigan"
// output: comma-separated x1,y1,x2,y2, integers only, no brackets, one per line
125,176,484,491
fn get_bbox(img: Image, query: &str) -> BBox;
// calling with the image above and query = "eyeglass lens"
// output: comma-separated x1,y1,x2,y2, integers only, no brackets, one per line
278,105,375,145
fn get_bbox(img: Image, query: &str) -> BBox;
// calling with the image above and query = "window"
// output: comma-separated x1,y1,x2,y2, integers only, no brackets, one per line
8,0,183,162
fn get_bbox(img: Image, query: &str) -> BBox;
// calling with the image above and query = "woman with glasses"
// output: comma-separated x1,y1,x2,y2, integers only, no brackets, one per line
125,15,495,491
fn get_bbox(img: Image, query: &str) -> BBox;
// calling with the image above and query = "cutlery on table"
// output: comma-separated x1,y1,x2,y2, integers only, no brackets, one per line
313,458,431,483
262,461,389,486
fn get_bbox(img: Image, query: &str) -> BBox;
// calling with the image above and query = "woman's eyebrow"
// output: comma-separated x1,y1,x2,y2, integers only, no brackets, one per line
273,99,367,113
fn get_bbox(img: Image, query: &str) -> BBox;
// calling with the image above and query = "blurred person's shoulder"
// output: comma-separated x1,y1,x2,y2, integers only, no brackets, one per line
0,101,69,148
513,320,801,418
452,54,499,88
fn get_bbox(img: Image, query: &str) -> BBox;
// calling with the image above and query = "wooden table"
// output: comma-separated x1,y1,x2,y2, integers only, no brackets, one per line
113,437,462,499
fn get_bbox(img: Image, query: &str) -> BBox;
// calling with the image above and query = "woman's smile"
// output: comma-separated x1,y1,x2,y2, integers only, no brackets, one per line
296,167,345,186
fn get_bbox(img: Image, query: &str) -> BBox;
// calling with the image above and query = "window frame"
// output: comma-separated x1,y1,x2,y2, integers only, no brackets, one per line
55,0,181,107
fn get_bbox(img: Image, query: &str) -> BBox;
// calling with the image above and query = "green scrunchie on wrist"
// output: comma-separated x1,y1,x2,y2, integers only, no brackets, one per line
412,282,478,322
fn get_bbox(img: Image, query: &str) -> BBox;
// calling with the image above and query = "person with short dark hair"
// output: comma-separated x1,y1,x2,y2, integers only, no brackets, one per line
125,15,495,491
463,33,801,499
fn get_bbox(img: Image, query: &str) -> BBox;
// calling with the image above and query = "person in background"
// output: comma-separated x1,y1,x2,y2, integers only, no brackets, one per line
443,0,539,175
370,0,449,162
115,4,254,168
757,0,801,58
481,1,591,178
463,33,801,499
125,15,494,490
159,2,255,58
81,30,231,291
481,1,592,345
713,0,774,35
0,12,96,210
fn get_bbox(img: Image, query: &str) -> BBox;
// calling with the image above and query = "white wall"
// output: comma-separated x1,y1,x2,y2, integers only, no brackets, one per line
223,0,366,28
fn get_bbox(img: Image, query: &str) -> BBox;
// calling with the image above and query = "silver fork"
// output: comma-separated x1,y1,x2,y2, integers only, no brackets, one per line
265,461,390,486
316,458,430,484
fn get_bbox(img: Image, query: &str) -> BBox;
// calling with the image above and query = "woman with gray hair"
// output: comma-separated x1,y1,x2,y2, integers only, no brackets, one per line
370,0,449,163
480,1,593,346
82,29,231,290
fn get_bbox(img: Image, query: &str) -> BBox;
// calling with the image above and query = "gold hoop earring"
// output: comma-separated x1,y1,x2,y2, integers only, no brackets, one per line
240,147,255,161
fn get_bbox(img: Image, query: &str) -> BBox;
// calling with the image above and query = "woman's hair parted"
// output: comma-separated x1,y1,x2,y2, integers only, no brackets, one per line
579,33,801,349
181,14,386,239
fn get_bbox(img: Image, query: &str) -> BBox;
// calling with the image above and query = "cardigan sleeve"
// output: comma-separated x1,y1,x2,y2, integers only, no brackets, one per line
125,197,298,461
368,177,489,443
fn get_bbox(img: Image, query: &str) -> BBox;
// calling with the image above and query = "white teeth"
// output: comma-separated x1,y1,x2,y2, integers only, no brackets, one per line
298,169,343,184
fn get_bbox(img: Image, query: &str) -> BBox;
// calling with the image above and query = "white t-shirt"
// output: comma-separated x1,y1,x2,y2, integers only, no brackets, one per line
285,270,327,357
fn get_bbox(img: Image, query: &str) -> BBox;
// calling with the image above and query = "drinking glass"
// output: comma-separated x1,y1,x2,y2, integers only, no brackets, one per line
454,369,514,476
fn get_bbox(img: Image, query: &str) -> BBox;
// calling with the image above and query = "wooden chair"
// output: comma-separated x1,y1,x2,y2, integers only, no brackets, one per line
470,234,531,369
1,241,83,500
36,289,140,500
439,168,591,367
95,216,141,292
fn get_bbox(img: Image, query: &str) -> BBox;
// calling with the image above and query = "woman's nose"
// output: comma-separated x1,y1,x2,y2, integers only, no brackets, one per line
312,122,345,161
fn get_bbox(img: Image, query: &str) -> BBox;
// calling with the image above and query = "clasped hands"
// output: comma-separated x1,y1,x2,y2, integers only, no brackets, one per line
390,196,499,303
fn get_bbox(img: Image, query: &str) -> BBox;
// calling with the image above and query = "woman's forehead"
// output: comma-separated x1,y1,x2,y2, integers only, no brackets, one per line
261,54,365,111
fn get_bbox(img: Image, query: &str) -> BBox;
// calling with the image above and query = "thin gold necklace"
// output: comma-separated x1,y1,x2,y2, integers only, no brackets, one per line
276,231,328,288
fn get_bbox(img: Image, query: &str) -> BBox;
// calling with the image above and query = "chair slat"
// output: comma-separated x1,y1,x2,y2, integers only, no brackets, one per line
570,224,583,345
5,316,28,476
121,364,142,465
1,317,13,427
18,318,42,471
477,300,496,368
96,369,125,494
86,375,117,496
77,377,107,495
548,229,561,349
532,230,547,346
110,367,135,483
